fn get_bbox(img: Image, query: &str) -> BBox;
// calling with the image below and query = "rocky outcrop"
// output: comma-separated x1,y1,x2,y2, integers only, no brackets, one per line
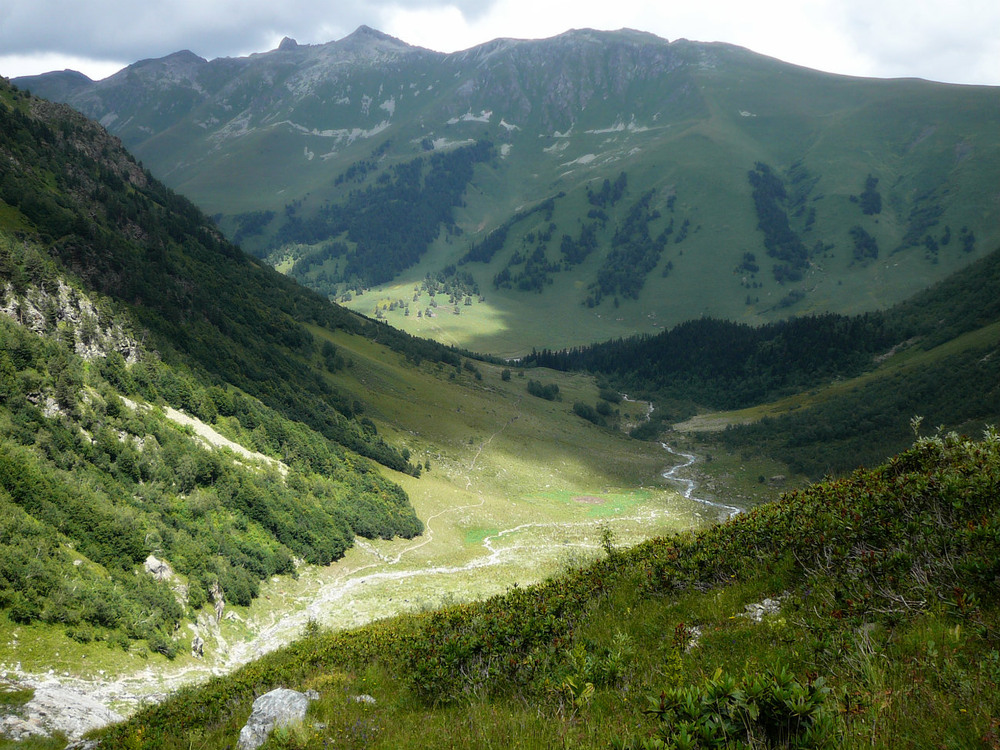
0,279,140,363
237,688,318,750
144,555,173,581
0,681,122,742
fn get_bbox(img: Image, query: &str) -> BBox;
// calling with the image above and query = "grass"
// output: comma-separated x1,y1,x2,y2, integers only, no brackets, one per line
0,323,711,713
92,431,1000,749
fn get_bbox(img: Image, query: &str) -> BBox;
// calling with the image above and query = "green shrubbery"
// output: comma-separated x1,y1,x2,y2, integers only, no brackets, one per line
97,432,1000,747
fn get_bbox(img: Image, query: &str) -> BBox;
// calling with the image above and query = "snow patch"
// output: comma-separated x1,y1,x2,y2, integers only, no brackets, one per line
433,137,476,150
500,143,512,158
543,140,570,154
304,146,314,161
499,118,520,131
446,110,492,125
380,97,396,116
585,118,650,135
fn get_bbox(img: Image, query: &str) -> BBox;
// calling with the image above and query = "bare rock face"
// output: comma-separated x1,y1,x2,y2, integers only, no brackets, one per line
0,681,123,742
237,688,318,750
144,554,173,581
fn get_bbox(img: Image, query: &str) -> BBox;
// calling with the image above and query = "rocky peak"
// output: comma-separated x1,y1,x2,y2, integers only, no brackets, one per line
278,36,299,52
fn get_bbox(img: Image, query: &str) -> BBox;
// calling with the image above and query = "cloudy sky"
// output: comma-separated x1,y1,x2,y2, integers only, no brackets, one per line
2,0,998,86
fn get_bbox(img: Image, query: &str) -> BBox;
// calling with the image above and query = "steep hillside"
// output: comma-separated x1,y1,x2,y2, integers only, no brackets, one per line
0,80,712,737
92,431,1000,748
16,27,1000,354
0,77,439,655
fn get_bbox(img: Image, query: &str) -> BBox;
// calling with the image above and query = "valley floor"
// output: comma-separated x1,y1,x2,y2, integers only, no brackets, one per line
1,380,736,741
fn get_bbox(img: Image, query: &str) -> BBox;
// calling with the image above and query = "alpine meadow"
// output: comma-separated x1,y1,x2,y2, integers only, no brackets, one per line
2,24,1000,750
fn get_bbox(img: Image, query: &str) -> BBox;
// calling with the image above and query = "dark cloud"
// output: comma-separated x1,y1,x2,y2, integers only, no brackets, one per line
0,0,494,64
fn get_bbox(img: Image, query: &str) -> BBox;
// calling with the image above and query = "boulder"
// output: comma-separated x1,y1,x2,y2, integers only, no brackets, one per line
237,688,316,750
144,555,173,581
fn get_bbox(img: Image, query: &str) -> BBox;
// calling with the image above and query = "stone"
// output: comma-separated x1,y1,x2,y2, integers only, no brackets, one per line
144,555,173,581
191,634,204,658
0,681,122,742
237,688,316,750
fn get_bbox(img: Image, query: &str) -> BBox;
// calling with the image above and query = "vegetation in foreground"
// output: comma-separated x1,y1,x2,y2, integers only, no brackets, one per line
92,430,1000,748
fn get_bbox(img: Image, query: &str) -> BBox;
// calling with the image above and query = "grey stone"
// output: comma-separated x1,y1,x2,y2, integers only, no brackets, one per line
237,688,316,750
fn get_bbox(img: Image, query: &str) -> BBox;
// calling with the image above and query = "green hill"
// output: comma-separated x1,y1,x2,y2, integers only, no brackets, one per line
91,431,1000,748
0,77,440,654
16,28,1000,355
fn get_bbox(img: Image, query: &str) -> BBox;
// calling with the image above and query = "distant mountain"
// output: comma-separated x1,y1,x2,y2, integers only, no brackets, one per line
16,27,1000,354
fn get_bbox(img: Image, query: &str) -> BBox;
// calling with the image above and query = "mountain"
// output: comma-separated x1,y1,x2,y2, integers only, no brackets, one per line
16,27,1000,355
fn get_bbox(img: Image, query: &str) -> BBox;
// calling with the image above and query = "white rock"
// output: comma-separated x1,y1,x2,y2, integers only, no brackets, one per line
237,688,317,750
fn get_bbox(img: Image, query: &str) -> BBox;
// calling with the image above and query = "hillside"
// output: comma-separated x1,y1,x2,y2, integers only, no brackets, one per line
525,236,1000,479
83,430,1000,748
0,76,437,654
16,27,1000,355
0,77,716,741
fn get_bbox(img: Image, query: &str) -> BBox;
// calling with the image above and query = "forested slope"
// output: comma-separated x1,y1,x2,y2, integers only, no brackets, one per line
530,242,1000,476
0,79,454,650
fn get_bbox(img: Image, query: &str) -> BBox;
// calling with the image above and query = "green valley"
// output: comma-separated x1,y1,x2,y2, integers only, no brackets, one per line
3,25,1000,750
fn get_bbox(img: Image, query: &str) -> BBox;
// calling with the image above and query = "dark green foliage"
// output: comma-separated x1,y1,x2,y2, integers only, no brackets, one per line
461,194,562,265
901,189,944,249
527,379,560,401
279,141,494,285
231,209,275,245
747,163,809,282
849,225,879,261
631,666,835,749
598,388,621,404
559,222,599,266
586,172,628,208
858,174,882,215
589,190,669,303
572,401,605,426
528,313,895,412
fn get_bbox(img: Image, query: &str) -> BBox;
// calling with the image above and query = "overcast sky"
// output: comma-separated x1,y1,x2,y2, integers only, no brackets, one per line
2,0,998,86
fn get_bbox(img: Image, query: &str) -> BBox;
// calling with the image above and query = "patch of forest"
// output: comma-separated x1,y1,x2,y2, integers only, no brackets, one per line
279,140,494,287
0,80,471,474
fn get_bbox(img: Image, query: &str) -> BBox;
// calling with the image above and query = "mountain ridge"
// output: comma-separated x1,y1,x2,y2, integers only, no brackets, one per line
16,26,999,355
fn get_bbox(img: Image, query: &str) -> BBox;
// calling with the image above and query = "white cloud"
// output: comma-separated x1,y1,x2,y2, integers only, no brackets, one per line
0,0,997,85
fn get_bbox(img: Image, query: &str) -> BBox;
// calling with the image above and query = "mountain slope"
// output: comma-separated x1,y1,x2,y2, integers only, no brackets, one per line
0,77,434,651
16,27,1000,354
93,431,1000,748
